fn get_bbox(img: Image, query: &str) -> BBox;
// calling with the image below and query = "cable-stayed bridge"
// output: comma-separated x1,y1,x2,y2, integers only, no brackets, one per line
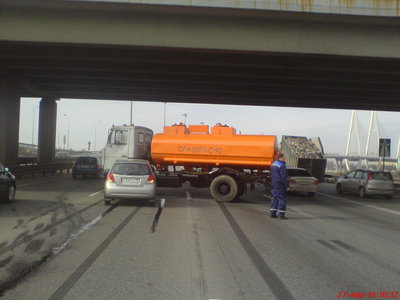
325,111,399,172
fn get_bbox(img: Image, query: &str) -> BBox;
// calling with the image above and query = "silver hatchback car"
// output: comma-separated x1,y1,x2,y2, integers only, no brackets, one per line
104,159,156,205
336,169,394,199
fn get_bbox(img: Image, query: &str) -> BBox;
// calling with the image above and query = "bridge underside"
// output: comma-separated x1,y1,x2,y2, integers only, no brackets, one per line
2,41,400,111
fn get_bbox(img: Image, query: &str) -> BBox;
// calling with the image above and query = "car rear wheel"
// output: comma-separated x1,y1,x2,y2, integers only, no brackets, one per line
308,192,315,197
359,187,366,198
4,185,16,202
336,184,343,194
385,195,392,199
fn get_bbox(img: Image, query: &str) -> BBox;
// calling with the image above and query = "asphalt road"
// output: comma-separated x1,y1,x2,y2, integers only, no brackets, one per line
1,175,400,300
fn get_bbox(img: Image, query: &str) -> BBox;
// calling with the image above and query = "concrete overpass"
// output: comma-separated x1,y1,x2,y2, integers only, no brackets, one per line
1,0,400,166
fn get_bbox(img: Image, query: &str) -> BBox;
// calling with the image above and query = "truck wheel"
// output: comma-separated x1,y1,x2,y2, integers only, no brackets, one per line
210,175,238,202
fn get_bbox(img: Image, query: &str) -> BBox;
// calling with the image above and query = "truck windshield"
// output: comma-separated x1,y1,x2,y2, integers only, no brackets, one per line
113,130,128,145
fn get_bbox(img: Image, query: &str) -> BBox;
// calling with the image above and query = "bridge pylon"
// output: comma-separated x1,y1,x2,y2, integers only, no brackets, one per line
364,111,380,169
344,110,361,171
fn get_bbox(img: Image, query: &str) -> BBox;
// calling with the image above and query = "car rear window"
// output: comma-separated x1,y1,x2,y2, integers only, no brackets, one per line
287,169,312,177
370,172,393,181
77,157,97,164
112,163,150,176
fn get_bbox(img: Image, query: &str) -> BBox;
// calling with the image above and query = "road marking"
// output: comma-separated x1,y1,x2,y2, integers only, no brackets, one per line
318,192,400,216
52,214,103,256
89,190,103,197
218,203,295,300
185,190,192,200
0,199,104,256
49,207,141,300
18,178,63,188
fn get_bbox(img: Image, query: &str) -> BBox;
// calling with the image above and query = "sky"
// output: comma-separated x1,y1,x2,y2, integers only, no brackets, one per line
19,98,400,157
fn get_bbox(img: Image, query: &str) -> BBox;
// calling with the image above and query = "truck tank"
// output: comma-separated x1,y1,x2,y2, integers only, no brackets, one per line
151,123,277,170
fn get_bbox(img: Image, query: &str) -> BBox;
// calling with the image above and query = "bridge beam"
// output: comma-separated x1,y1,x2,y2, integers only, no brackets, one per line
0,2,400,59
0,77,20,167
38,98,57,164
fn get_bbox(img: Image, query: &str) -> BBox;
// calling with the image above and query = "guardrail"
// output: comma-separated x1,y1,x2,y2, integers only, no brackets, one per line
9,163,73,179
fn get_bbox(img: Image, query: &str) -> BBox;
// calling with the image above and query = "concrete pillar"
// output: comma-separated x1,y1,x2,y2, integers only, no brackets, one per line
0,77,20,167
38,98,57,164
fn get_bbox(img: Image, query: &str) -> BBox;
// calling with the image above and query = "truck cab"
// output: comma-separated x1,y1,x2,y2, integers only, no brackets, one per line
102,125,153,175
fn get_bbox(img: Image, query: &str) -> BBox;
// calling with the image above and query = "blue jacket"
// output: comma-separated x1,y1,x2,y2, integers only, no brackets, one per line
270,159,288,190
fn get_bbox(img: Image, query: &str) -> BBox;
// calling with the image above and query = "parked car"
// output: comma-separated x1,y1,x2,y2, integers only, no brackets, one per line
104,159,156,205
72,156,103,178
336,169,394,199
0,162,16,202
287,167,319,196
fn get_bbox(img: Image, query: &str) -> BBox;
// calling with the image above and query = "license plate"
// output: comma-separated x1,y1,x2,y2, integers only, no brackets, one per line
122,177,140,184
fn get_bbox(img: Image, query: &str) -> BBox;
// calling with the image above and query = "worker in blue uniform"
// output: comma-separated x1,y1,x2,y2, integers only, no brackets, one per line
270,152,289,219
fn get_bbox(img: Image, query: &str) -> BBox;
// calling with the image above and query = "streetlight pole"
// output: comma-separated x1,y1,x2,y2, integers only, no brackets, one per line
94,121,101,151
64,114,70,150
163,102,166,127
182,113,187,125
130,101,133,125
31,106,39,146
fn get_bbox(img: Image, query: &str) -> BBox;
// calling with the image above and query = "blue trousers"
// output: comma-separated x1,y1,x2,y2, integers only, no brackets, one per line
270,184,286,216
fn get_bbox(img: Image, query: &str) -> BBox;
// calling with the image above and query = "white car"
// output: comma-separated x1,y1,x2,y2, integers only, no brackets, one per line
287,167,319,196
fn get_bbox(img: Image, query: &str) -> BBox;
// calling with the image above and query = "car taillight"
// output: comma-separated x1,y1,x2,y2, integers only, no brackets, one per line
288,179,296,184
147,174,155,183
107,173,115,182
368,172,373,180
94,164,99,169
313,180,319,185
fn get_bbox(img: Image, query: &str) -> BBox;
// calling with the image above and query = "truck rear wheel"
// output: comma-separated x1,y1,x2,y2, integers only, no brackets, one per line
210,175,238,202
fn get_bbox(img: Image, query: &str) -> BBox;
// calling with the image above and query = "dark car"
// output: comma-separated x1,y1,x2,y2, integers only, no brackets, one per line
0,162,16,202
72,156,103,179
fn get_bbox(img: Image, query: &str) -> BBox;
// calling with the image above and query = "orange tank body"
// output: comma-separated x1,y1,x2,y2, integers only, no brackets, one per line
151,123,277,170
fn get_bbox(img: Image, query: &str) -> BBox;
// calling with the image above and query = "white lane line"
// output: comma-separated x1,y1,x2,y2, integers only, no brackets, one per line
52,214,102,256
18,178,63,188
318,192,400,216
89,190,104,197
185,190,192,200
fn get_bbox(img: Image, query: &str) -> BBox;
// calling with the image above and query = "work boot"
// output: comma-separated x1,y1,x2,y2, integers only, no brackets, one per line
278,215,287,220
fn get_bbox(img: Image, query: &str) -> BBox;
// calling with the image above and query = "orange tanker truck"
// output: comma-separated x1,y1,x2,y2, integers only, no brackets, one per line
151,123,277,202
